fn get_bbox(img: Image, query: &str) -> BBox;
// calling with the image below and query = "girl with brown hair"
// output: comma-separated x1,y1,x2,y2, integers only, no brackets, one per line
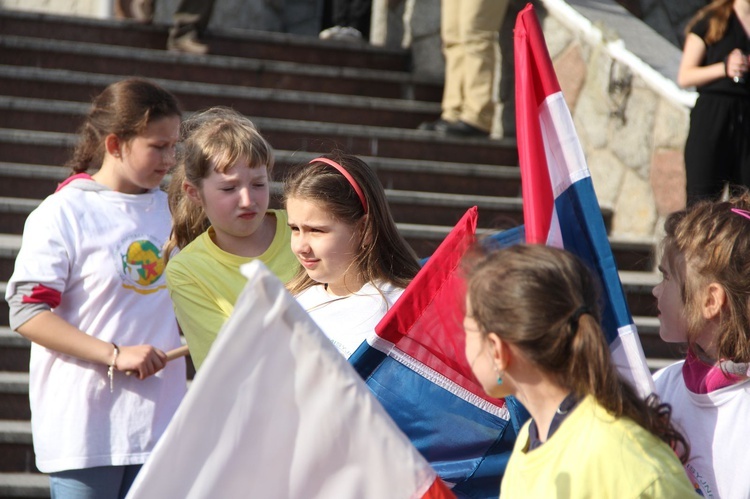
653,189,750,496
284,153,420,358
464,244,694,497
5,78,186,497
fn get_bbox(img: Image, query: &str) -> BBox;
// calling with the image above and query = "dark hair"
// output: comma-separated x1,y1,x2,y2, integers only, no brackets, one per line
466,244,689,463
685,0,733,44
66,78,182,174
661,189,750,363
165,107,274,259
283,153,420,294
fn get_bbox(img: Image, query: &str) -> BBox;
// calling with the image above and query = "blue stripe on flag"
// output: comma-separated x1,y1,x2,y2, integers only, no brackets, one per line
555,178,634,345
359,355,527,498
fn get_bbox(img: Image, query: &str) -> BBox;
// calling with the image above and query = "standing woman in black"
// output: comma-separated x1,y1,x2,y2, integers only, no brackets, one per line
680,0,750,204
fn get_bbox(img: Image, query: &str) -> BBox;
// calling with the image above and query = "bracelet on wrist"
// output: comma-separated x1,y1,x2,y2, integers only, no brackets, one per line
108,343,119,393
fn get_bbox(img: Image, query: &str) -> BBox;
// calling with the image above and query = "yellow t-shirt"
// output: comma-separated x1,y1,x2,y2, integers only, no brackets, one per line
500,395,695,498
166,210,298,370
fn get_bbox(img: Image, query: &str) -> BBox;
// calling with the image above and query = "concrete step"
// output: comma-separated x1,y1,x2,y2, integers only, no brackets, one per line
0,101,517,165
0,371,29,421
0,327,29,373
0,65,440,130
0,35,442,102
0,9,411,72
0,420,37,474
620,270,658,318
0,472,48,499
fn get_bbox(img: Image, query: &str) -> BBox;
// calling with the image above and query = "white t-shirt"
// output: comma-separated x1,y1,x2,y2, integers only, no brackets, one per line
295,282,404,358
654,361,750,498
6,178,186,473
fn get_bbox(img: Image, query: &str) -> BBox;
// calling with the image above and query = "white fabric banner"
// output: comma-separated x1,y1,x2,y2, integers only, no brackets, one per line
127,260,437,499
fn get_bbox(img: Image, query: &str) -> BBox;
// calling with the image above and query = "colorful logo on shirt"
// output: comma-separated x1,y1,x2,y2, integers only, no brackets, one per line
120,238,167,295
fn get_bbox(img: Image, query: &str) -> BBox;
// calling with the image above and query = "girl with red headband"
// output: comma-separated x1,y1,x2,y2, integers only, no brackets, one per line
164,107,298,371
284,154,421,358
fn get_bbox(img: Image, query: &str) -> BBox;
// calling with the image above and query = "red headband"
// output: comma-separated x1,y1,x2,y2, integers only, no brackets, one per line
310,157,368,214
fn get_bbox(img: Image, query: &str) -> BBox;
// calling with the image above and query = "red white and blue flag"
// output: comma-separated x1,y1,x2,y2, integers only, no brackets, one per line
350,207,529,499
514,3,653,395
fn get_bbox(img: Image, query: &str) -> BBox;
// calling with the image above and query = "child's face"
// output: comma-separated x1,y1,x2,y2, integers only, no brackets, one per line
116,115,180,194
192,159,270,249
653,250,688,343
286,196,363,296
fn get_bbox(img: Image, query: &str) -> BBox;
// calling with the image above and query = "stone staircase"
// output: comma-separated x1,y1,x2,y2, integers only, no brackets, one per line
0,8,681,498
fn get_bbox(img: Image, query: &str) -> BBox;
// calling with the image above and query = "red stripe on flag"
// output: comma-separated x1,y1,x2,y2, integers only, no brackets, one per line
422,477,457,499
374,207,505,407
514,3,561,244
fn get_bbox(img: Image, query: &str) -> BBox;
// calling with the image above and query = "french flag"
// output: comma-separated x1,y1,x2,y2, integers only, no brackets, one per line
515,3,654,395
350,207,529,498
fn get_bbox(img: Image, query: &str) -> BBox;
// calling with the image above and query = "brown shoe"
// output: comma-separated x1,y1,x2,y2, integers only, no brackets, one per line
115,0,153,23
167,32,209,55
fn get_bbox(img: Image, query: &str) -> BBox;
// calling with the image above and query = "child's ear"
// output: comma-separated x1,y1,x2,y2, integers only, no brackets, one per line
104,133,122,158
486,332,511,372
183,181,202,206
702,282,727,320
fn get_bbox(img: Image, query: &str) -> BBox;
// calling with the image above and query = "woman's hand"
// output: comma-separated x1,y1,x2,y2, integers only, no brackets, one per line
725,48,749,81
115,345,167,379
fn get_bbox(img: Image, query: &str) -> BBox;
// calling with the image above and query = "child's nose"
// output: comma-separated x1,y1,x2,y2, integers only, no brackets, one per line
238,188,252,207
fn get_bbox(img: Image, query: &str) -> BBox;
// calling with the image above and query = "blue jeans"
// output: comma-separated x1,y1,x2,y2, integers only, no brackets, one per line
49,465,142,499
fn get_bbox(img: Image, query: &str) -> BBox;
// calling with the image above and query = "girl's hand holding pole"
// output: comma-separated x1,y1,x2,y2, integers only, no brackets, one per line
115,344,167,380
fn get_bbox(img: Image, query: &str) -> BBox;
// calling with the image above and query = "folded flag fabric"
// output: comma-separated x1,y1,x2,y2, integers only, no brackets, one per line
127,260,454,499
351,207,530,499
514,3,654,396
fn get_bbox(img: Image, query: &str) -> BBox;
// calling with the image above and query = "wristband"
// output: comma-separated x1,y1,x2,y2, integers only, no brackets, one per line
108,343,119,393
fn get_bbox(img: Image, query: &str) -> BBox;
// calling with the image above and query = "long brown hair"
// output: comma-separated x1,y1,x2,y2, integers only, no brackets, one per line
283,153,420,295
661,189,750,363
685,0,734,45
66,78,182,174
466,244,689,462
164,107,274,260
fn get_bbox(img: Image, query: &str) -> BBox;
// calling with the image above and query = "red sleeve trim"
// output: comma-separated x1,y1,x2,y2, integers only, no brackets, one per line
22,284,62,308
56,173,94,192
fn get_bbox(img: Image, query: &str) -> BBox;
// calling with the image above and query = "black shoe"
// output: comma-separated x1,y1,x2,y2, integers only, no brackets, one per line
418,118,452,132
443,120,489,138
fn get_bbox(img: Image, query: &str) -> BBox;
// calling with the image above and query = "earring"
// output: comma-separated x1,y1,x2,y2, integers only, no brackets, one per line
493,364,504,385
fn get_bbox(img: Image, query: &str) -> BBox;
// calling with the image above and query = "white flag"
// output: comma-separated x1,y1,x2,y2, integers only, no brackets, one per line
127,260,450,499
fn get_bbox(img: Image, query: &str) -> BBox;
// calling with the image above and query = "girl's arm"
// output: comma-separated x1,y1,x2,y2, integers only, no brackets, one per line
17,311,167,380
677,33,726,88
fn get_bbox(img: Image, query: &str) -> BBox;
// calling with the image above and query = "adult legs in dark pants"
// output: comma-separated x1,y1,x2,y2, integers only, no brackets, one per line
685,94,750,205
168,0,217,54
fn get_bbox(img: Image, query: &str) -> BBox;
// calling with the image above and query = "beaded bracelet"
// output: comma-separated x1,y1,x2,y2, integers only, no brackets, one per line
108,343,119,393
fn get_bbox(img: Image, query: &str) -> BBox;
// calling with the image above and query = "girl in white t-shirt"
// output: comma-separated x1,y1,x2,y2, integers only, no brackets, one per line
284,154,421,358
5,78,186,498
652,189,750,497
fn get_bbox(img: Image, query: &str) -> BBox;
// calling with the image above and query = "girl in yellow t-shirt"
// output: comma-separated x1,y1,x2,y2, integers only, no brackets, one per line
463,244,695,498
165,107,298,370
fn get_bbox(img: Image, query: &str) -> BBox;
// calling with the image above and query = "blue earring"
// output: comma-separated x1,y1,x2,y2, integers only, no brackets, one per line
494,365,503,385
